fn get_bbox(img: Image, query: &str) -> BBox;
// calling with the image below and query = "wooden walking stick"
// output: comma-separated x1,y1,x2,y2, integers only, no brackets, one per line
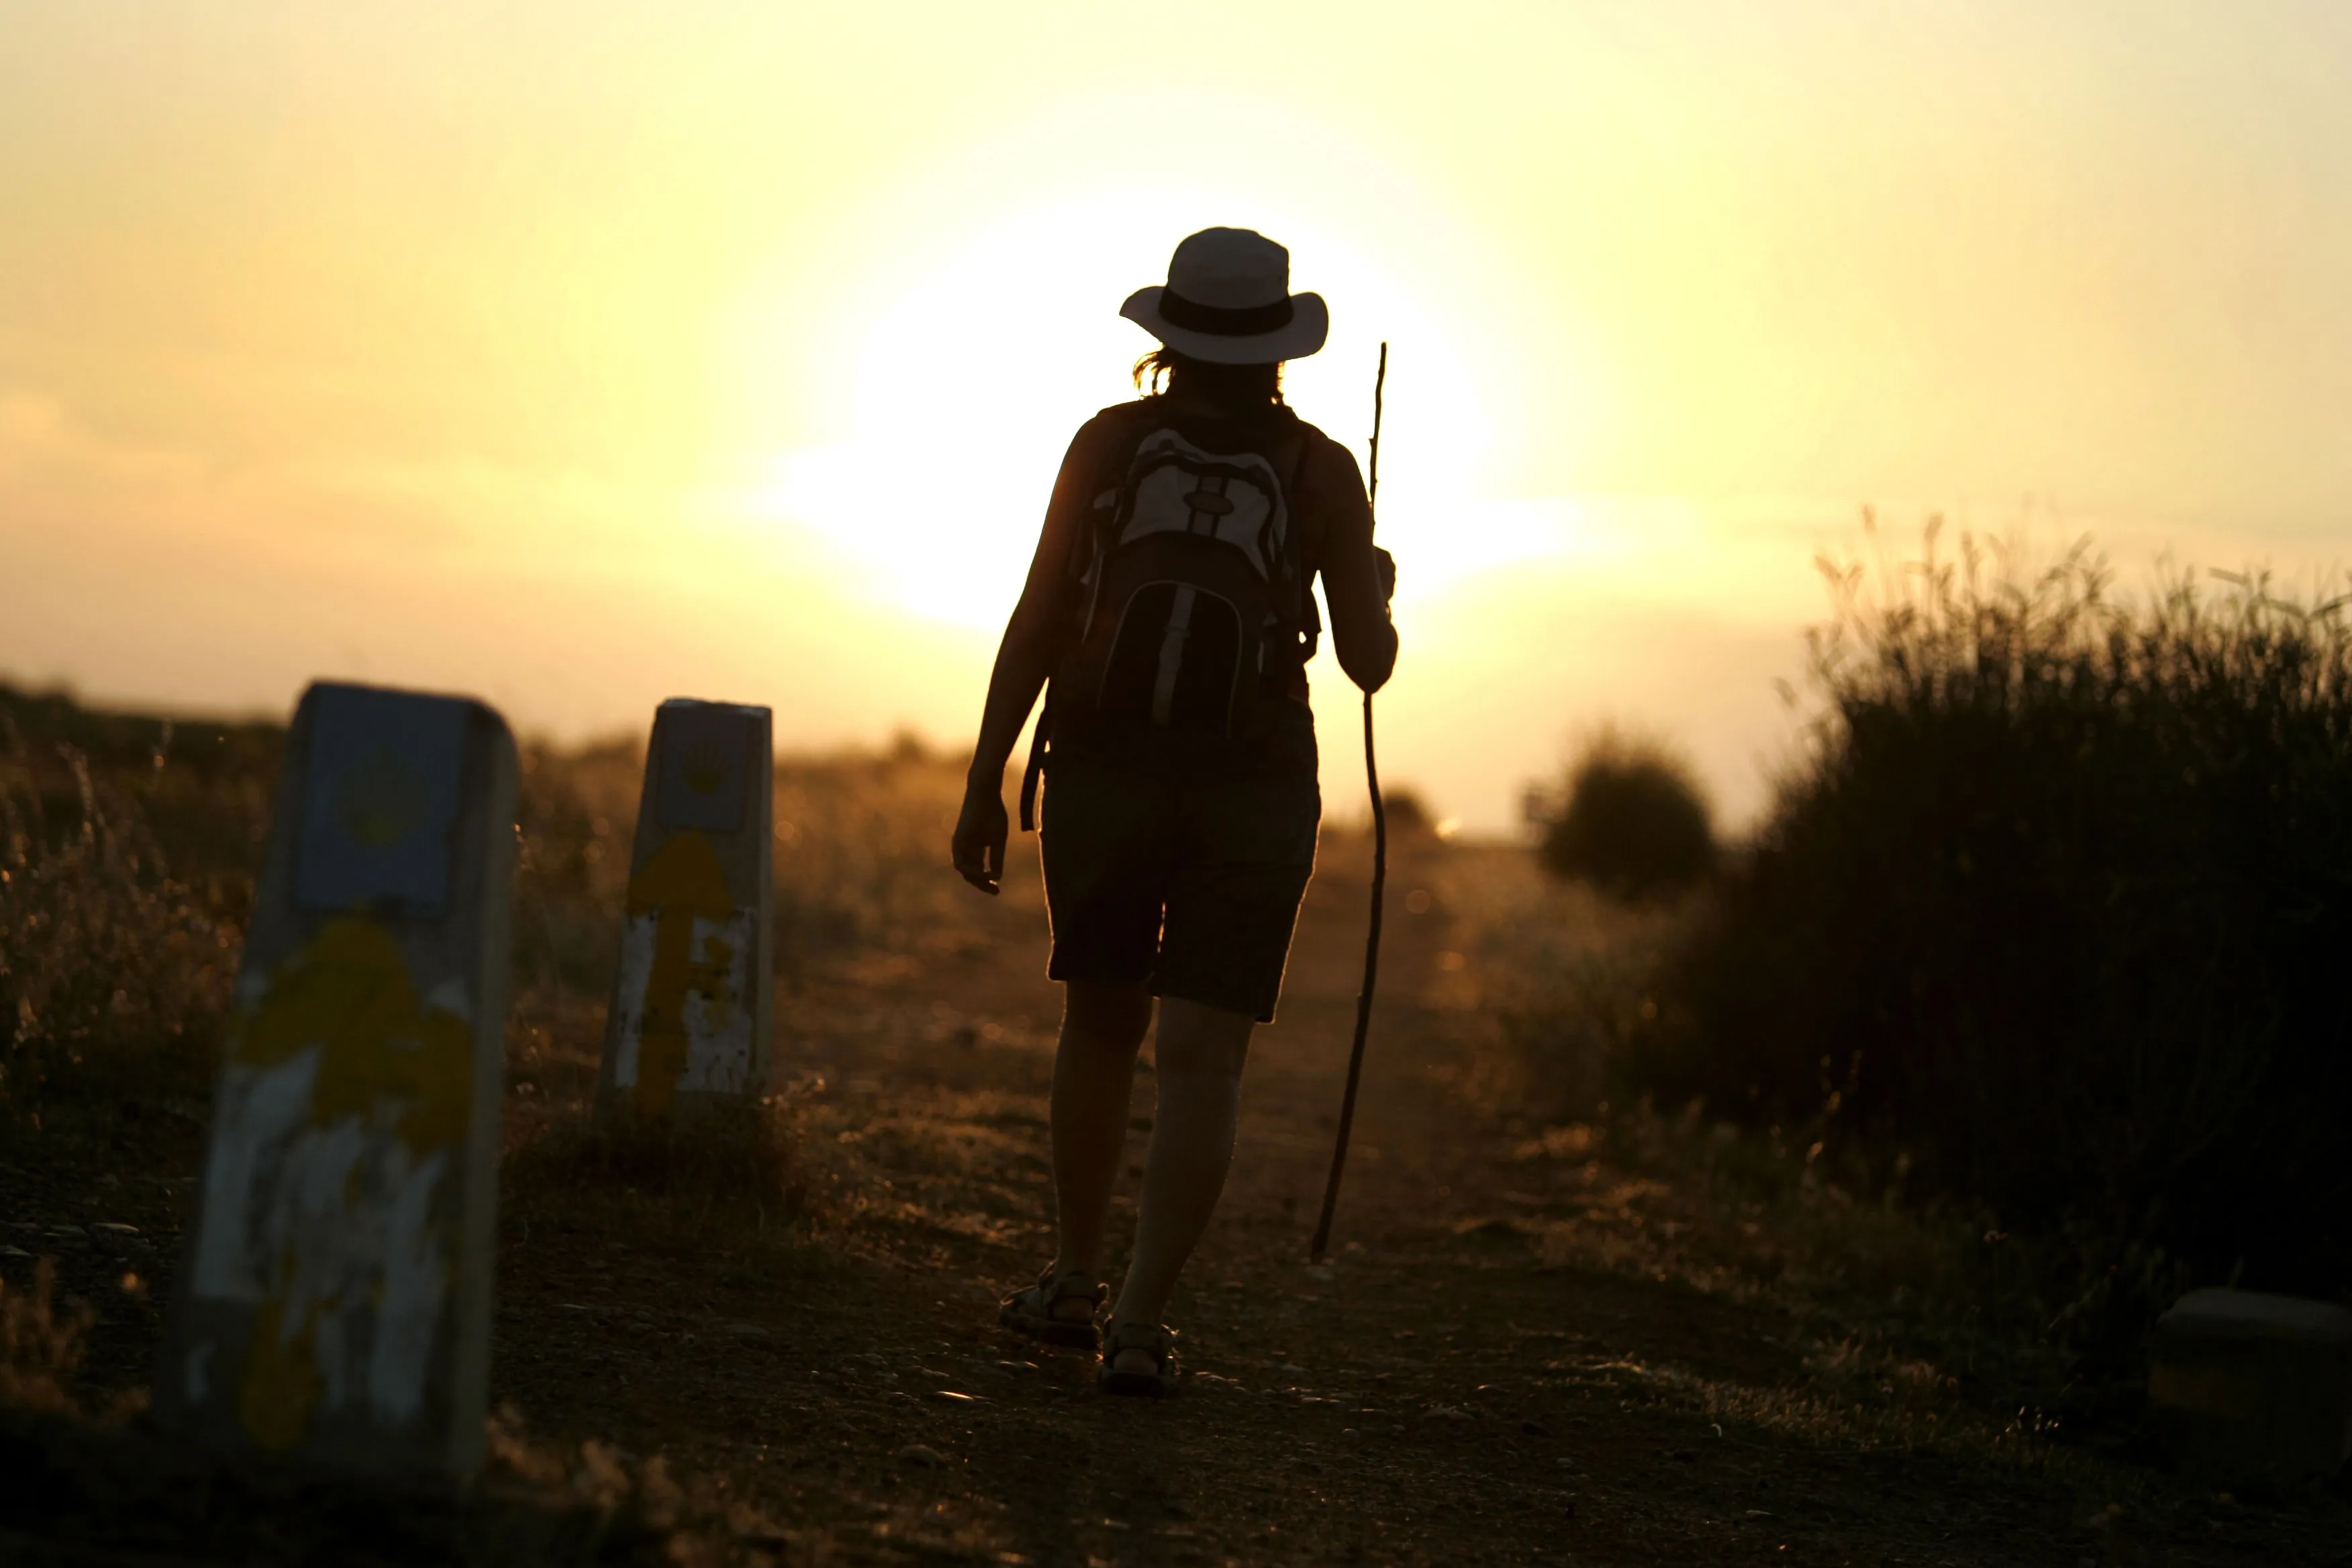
1310,340,1389,1264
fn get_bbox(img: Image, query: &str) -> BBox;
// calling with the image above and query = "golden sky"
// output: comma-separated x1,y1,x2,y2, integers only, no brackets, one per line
5,2,2349,828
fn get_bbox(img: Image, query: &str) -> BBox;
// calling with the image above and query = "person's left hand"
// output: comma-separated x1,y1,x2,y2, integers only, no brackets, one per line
951,784,1009,895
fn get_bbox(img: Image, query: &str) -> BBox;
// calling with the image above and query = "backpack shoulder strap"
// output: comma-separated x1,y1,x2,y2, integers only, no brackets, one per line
1024,405,1159,833
1279,416,1320,662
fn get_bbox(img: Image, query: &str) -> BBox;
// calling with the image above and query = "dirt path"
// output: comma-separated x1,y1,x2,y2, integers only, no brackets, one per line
488,836,2318,1567
7,834,2334,1563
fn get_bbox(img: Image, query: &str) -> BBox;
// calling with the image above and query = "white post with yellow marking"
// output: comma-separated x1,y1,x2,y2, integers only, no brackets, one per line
156,681,517,1481
597,698,774,1122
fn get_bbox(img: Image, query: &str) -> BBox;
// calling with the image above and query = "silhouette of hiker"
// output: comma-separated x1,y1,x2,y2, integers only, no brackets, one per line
953,227,1398,1395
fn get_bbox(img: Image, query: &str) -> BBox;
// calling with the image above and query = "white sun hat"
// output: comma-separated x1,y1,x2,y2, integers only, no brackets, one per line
1120,227,1329,364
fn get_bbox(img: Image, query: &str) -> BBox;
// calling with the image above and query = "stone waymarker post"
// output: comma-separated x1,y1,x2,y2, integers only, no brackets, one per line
156,681,518,1481
597,699,774,1122
2150,1288,2352,1482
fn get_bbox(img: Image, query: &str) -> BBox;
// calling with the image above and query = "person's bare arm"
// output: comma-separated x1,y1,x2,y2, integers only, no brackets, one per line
952,420,1107,893
1312,440,1399,694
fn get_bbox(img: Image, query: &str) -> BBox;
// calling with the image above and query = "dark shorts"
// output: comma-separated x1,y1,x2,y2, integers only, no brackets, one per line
1039,714,1320,1023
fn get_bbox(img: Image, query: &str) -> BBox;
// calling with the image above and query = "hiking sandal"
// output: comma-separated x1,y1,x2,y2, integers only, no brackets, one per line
998,1267,1106,1351
1097,1320,1181,1398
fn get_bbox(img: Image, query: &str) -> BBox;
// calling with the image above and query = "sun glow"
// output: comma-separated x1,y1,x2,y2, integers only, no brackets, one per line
727,126,1522,628
10,2,2352,831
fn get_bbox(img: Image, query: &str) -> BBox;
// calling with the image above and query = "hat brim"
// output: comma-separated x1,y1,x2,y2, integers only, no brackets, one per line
1120,286,1329,364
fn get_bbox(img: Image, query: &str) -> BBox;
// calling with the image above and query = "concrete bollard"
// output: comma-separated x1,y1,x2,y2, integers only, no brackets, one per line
2149,1287,2352,1484
597,699,774,1122
156,681,518,1481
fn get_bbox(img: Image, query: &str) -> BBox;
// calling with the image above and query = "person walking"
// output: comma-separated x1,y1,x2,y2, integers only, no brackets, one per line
951,226,1398,1395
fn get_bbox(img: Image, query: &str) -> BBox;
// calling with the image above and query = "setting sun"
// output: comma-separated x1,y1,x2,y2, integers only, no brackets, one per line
733,184,1503,633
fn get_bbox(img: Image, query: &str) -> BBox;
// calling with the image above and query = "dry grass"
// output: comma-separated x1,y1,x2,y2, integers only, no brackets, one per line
509,730,1026,1001
0,728,244,1129
503,1092,812,1243
479,1403,806,1566
0,1261,90,1414
1430,844,1686,1119
1430,842,2090,1469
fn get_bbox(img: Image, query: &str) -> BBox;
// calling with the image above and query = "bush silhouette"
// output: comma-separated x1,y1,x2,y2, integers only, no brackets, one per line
1379,785,1442,842
1537,730,1715,899
1647,520,2352,1361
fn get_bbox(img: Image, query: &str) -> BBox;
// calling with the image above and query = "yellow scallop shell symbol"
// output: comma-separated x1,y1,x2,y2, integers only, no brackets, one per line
335,748,424,848
679,742,730,795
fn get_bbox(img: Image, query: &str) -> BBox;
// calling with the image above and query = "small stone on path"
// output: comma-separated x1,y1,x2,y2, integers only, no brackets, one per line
897,1444,947,1468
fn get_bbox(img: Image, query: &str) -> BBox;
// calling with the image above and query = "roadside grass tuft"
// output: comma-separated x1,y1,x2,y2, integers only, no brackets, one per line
0,1261,91,1414
504,1095,812,1239
0,718,243,1134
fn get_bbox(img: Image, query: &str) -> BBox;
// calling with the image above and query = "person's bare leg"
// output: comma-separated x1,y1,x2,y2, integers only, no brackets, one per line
1048,980,1154,1320
1108,996,1253,1367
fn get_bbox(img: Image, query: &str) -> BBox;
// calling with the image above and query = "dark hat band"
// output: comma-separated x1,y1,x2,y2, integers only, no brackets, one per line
1157,289,1295,336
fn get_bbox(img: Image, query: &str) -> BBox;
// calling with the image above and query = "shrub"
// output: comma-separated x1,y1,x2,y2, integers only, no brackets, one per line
1378,785,1444,843
1652,520,2352,1357
1536,728,1716,899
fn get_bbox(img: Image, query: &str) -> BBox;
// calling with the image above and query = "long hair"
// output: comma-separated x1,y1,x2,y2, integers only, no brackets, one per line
1132,347,1285,407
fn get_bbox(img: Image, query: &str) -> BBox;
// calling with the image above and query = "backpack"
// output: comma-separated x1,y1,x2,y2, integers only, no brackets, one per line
1020,406,1317,828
